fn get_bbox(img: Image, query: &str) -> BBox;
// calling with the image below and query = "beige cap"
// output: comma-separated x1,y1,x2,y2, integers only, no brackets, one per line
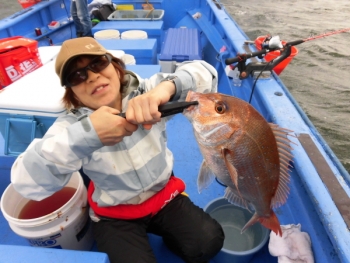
55,37,112,86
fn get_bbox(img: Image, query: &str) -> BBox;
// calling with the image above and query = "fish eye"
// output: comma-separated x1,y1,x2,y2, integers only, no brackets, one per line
215,101,226,114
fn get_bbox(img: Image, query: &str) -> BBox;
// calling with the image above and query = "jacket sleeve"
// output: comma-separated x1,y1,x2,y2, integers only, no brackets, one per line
11,114,103,201
142,60,218,101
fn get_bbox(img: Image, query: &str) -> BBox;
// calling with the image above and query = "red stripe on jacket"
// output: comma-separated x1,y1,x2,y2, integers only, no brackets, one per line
88,176,186,219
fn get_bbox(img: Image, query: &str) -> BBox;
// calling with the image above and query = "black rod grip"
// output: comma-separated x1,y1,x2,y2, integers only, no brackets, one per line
225,49,269,65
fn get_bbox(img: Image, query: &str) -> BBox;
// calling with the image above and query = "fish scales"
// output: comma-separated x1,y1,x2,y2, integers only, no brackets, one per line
184,91,293,236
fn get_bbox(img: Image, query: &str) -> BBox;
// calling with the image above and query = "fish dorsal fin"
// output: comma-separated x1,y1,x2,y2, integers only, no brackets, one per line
197,160,216,193
269,123,294,208
224,187,254,212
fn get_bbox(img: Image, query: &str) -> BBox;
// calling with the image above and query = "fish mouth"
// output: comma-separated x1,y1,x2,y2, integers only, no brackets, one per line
183,91,199,116
183,104,197,116
185,90,196,102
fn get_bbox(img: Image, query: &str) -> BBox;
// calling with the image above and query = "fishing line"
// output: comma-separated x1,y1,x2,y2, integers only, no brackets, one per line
302,28,350,43
248,60,273,104
215,178,227,187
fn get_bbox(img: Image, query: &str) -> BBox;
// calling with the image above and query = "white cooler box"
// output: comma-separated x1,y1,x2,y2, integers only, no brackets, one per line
0,58,66,156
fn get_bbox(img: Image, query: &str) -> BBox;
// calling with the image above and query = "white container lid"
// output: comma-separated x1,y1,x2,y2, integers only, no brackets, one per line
122,54,136,65
38,46,61,64
121,30,148,39
107,49,125,59
94,29,120,40
39,46,125,63
0,59,65,117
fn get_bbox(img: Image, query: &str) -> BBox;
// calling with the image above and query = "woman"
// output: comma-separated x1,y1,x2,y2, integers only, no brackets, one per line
11,37,224,263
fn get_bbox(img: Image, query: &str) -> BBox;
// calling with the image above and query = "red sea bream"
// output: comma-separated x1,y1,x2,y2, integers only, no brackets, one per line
183,91,294,236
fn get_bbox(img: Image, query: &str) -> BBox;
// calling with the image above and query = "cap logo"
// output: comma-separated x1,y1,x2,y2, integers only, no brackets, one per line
85,44,95,50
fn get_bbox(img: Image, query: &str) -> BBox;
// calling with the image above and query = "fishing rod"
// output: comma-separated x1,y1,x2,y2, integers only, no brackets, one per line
225,28,350,66
224,28,350,103
299,27,350,43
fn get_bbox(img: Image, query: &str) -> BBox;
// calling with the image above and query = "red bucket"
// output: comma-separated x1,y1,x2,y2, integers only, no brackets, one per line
17,0,41,9
255,36,298,75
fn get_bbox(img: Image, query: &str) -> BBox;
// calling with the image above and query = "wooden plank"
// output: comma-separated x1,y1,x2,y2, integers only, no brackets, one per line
298,133,350,228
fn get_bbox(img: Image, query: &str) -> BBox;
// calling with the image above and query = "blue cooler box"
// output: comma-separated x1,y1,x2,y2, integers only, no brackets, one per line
0,49,66,156
159,28,202,73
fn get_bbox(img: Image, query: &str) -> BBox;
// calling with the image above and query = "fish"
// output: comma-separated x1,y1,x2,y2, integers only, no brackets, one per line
183,91,294,236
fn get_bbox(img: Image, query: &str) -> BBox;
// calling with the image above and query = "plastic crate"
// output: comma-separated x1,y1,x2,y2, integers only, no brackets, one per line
108,10,164,20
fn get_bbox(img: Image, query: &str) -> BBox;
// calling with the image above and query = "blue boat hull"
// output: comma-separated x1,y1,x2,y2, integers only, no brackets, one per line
0,0,349,262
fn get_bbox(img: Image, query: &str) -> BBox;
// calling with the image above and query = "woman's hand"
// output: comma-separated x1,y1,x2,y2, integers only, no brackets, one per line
89,106,138,146
125,81,176,130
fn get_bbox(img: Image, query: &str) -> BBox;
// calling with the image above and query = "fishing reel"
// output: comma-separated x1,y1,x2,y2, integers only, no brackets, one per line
225,36,302,80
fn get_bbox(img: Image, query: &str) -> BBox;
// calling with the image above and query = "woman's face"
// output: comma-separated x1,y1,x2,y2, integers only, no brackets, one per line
69,56,121,110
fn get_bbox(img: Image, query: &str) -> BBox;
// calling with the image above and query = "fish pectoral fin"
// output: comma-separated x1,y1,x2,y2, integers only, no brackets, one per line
224,187,253,212
197,160,215,193
269,123,293,209
222,147,242,195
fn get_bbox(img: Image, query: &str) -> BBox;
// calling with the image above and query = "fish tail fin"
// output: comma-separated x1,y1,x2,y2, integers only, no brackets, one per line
241,210,282,237
259,211,282,237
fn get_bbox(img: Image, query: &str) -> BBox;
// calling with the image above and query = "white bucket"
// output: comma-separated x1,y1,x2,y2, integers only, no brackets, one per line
0,171,94,250
94,29,120,40
108,49,125,59
122,54,136,65
121,30,148,39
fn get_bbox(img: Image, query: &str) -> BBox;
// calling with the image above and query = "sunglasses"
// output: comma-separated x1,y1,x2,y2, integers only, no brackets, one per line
65,54,112,87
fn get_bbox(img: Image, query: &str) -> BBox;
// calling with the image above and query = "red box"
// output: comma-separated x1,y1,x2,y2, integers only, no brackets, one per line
0,37,42,87
17,0,41,9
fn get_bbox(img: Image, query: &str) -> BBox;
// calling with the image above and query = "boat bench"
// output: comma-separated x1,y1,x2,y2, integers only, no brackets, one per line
97,39,157,65
92,21,164,51
0,245,110,263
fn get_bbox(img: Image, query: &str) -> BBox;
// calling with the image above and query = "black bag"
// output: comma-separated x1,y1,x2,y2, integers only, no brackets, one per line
92,4,115,21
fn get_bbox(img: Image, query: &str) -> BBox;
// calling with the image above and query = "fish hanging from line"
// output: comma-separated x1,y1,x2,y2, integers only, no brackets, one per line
183,91,294,236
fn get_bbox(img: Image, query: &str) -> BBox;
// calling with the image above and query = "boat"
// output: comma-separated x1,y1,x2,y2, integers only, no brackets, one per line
0,0,349,262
